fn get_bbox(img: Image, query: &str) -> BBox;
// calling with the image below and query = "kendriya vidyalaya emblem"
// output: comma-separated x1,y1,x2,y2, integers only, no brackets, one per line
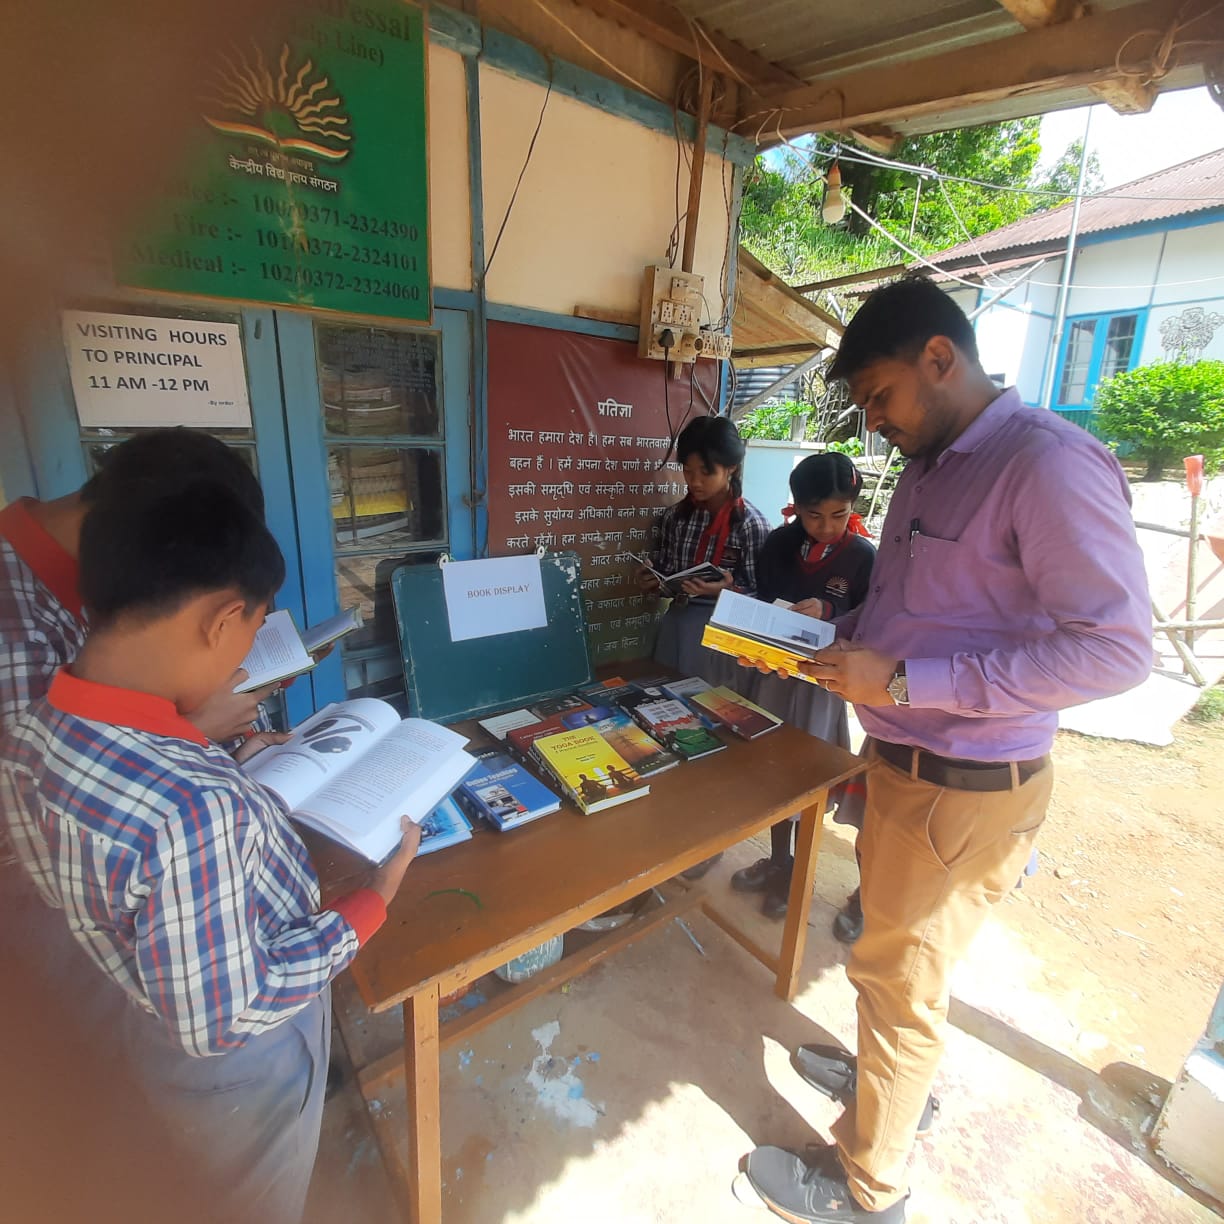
202,43,352,162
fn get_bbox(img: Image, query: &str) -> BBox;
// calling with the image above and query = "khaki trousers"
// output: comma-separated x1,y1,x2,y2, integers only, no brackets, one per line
831,745,1053,1211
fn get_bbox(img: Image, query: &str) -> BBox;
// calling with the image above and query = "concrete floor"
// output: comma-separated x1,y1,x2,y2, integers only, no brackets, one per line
305,831,1221,1224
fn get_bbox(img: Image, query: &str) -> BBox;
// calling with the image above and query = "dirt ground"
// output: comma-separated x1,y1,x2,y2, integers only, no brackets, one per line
989,717,1224,1079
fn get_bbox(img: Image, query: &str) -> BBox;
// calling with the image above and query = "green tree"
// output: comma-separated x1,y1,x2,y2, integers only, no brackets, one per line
1033,139,1105,205
1094,361,1224,480
740,119,1055,283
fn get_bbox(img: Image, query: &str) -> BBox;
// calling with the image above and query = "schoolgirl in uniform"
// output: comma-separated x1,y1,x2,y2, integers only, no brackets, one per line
638,415,771,686
731,451,876,919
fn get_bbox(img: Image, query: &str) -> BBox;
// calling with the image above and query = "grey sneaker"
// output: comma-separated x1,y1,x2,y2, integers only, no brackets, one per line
744,1144,907,1222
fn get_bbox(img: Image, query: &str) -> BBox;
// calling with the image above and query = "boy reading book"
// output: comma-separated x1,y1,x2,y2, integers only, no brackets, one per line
0,474,421,1224
0,428,288,1007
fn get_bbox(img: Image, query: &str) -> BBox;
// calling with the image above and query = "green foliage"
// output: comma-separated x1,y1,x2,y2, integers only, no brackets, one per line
1094,361,1224,480
1187,685,1224,724
737,398,809,440
826,437,864,456
1033,139,1105,206
739,119,1054,283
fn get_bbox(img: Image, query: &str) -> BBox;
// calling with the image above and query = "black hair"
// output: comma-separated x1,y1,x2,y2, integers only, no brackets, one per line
675,415,746,497
790,452,863,507
81,427,265,518
828,276,979,382
80,478,284,628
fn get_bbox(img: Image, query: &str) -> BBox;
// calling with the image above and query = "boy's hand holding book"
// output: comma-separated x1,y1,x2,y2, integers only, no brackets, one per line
368,816,423,905
232,730,292,765
189,668,282,742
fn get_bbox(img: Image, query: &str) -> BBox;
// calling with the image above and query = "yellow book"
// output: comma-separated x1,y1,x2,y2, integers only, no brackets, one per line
532,727,650,814
701,624,823,686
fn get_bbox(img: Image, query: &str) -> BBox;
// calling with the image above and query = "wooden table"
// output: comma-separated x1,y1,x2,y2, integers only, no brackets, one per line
314,717,866,1223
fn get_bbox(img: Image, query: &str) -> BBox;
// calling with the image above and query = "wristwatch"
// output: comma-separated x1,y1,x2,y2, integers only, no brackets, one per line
887,661,910,706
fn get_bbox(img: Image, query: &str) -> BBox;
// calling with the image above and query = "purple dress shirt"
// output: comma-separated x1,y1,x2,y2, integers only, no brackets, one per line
841,388,1152,761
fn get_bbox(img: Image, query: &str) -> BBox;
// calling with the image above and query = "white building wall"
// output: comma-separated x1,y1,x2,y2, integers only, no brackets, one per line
479,66,734,320
1064,233,1164,316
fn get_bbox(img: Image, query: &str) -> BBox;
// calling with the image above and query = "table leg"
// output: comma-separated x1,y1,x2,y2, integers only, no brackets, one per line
403,981,442,1224
776,793,826,1001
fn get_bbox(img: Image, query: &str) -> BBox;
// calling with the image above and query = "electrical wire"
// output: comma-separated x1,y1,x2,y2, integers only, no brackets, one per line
803,139,1224,205
526,0,667,102
484,74,553,278
844,198,1031,291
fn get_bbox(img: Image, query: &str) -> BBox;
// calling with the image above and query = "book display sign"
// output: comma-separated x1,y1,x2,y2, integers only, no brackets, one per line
115,0,430,322
441,555,548,643
486,322,721,663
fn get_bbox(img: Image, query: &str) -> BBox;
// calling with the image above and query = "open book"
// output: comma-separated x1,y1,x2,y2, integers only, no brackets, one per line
236,607,363,693
701,589,836,682
626,551,725,597
244,697,475,862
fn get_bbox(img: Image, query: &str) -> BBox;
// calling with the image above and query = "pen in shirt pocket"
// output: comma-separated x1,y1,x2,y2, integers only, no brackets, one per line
909,518,922,558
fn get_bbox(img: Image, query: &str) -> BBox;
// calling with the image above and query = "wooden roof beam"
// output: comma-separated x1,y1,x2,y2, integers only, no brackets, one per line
568,0,800,91
993,0,1157,113
762,0,1212,137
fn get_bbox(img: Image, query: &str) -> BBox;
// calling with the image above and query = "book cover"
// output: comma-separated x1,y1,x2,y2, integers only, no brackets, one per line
618,685,725,760
703,589,836,676
417,795,474,856
506,712,573,760
701,624,823,685
561,706,679,776
458,748,561,829
688,685,783,740
477,707,540,742
532,727,650,814
529,693,594,718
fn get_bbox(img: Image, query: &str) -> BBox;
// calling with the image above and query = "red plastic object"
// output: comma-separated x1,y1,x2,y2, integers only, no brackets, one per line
1184,455,1204,497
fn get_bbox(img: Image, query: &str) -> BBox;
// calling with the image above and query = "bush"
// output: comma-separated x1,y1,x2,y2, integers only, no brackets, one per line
1187,685,1224,725
737,399,810,440
1094,360,1224,480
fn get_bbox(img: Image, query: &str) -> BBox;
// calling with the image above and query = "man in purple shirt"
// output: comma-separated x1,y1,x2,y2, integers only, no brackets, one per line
743,279,1151,1223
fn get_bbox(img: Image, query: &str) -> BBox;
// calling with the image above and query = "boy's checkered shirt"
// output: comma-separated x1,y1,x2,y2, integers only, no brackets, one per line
0,534,87,734
1,700,361,1057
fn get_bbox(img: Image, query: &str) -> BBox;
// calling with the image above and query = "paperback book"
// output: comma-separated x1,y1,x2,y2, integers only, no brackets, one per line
457,748,562,830
617,685,726,760
532,727,650,814
417,795,474,856
244,698,475,862
236,606,363,692
700,589,836,683
687,685,783,740
560,704,680,776
626,551,726,598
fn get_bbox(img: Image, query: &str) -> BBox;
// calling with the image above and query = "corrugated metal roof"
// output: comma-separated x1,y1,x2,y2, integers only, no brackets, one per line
925,146,1224,267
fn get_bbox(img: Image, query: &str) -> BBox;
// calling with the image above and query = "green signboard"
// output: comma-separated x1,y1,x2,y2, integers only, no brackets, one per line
118,1,430,322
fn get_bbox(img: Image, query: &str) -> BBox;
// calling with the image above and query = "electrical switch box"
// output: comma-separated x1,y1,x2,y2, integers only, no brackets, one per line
638,264,705,363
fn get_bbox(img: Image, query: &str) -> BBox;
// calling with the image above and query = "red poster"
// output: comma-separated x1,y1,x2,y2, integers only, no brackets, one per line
487,321,720,663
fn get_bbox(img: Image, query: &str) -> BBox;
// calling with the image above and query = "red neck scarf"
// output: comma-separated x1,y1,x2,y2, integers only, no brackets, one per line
694,495,742,568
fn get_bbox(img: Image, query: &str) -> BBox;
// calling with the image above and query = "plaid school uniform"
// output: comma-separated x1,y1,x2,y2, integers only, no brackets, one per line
1,670,384,1056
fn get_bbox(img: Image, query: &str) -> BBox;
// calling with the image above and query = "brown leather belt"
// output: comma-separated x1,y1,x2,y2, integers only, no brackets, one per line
872,739,1048,792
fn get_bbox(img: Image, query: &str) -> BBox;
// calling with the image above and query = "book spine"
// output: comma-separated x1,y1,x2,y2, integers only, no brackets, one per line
701,624,822,685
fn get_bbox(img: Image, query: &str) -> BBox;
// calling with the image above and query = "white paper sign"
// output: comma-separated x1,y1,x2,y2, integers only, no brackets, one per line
62,310,252,428
442,555,548,643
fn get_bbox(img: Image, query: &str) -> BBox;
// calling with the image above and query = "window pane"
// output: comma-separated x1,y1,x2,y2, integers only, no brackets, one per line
317,324,441,438
1099,314,1138,384
328,446,444,553
334,550,441,655
1058,319,1097,405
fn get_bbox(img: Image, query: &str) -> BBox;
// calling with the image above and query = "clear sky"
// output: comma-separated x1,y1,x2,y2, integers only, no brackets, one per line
1038,87,1224,189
